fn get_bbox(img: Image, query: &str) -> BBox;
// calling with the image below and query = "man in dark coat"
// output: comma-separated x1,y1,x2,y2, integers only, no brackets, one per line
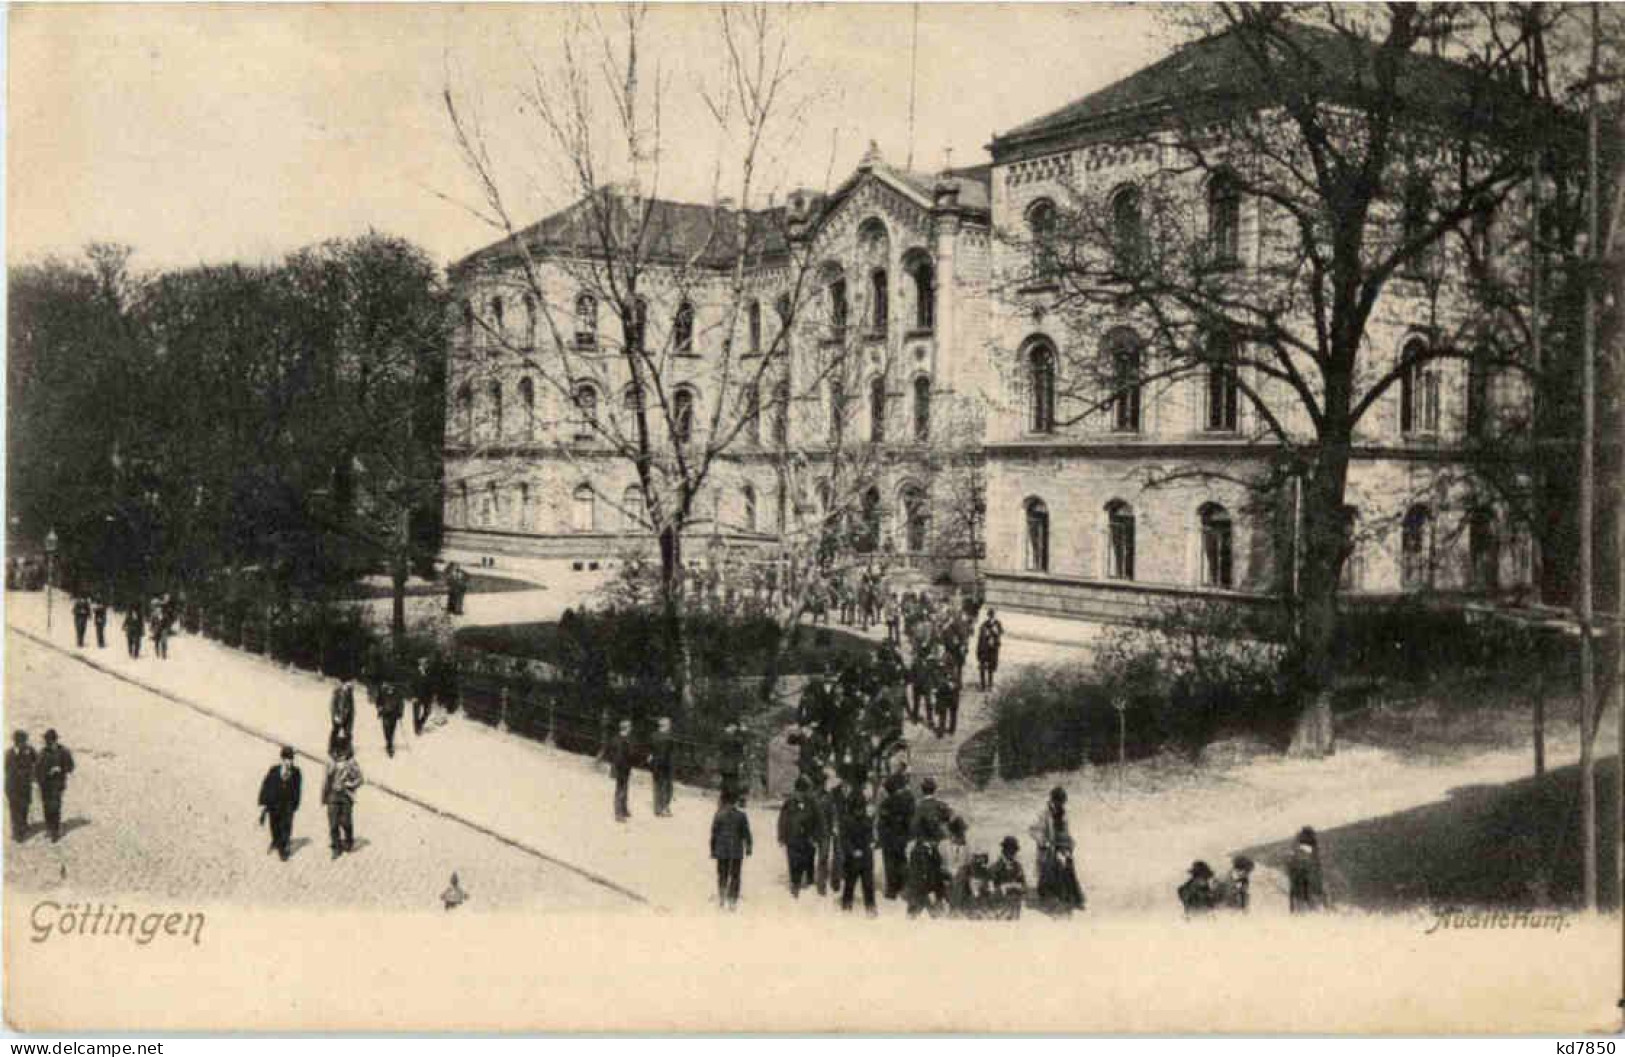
321,744,363,857
812,770,839,897
649,716,675,817
72,596,91,647
328,682,356,757
411,657,434,735
1178,861,1219,917
906,778,953,917
709,789,753,910
836,779,877,915
375,681,404,757
1218,855,1254,912
122,606,144,659
5,731,37,842
257,746,303,861
1288,826,1327,913
92,598,109,648
717,723,746,802
976,610,1004,692
877,772,916,900
777,777,822,897
610,720,635,822
34,729,75,843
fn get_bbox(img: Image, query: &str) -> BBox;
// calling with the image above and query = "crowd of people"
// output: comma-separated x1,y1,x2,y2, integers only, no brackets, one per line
63,591,178,660
5,728,76,844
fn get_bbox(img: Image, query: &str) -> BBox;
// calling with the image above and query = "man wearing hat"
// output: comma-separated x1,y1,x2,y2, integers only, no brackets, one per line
1218,855,1254,912
1178,861,1219,917
92,597,109,649
776,776,822,898
877,772,915,900
34,730,75,843
610,719,636,822
989,836,1027,919
717,723,746,803
649,717,676,817
709,789,753,910
328,681,356,757
5,731,38,842
1288,826,1327,913
72,595,91,648
257,747,303,861
374,680,404,758
321,743,364,858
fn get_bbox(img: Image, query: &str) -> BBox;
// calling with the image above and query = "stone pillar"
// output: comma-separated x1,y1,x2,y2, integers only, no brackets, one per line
931,175,962,393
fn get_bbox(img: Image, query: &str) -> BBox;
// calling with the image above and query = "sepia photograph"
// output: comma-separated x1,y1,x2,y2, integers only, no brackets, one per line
4,0,1624,1038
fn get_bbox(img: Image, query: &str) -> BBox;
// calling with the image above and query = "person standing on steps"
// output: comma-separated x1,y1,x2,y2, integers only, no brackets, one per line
257,746,302,861
649,716,675,817
34,729,75,843
6,731,37,842
610,720,636,822
709,789,752,910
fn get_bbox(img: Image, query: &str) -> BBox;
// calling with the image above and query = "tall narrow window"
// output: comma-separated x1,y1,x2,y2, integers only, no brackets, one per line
1107,500,1136,580
486,482,501,526
1466,351,1491,437
1111,185,1145,273
1401,504,1432,588
772,381,789,446
1106,329,1142,433
518,483,532,531
1339,505,1365,593
491,297,505,340
902,485,928,553
518,377,536,441
829,380,846,442
870,376,887,443
571,484,596,533
829,278,848,342
1026,199,1058,280
743,384,761,445
1029,341,1056,433
621,486,644,532
913,376,931,442
630,297,649,353
460,300,474,343
870,270,889,335
523,294,537,348
1469,508,1500,591
1024,498,1050,573
1399,337,1438,435
673,387,695,444
908,255,935,330
857,487,882,554
742,485,758,534
775,294,792,355
747,300,762,355
674,302,695,355
1206,328,1240,432
572,383,599,442
457,482,470,527
1208,171,1241,266
574,293,598,350
455,383,473,444
1199,503,1234,588
487,381,503,441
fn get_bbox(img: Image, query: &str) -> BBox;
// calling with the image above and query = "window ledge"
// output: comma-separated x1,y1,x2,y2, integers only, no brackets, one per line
905,327,936,341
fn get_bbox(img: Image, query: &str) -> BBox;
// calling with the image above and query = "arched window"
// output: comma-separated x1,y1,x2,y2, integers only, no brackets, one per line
629,297,649,353
1466,350,1491,437
913,375,931,442
1469,507,1500,591
1208,171,1241,266
491,296,505,339
571,484,596,533
743,383,761,445
1024,498,1050,573
747,300,762,355
772,381,790,446
454,383,473,443
857,486,882,554
828,277,849,342
460,300,474,342
1199,502,1234,588
1401,177,1434,278
742,484,758,534
1106,500,1135,580
674,301,695,355
487,381,504,441
870,269,889,335
1401,504,1433,588
621,485,644,533
1110,185,1145,273
523,294,537,348
517,483,532,531
901,484,928,553
574,293,597,349
571,382,599,442
869,376,887,443
1028,340,1056,433
486,482,501,526
518,377,536,441
1338,505,1365,592
1399,337,1439,435
1105,329,1142,433
815,480,834,521
1206,328,1240,432
1026,198,1058,278
906,253,935,330
673,387,696,444
829,379,846,442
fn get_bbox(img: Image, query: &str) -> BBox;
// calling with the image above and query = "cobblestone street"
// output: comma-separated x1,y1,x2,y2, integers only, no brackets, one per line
3,629,629,914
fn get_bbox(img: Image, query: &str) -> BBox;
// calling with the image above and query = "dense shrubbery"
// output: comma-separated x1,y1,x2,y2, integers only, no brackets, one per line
1333,599,1573,685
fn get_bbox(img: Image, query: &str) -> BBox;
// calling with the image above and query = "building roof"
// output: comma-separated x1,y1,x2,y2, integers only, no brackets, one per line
994,19,1558,154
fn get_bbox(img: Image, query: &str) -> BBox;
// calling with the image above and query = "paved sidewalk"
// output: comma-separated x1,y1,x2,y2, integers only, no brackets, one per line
5,592,885,916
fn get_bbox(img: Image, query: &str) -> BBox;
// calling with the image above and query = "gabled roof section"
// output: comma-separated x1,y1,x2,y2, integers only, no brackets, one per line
993,19,1560,155
452,192,790,275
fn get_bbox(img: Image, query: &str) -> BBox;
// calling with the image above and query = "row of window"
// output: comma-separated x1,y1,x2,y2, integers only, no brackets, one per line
821,252,936,341
1024,170,1242,279
1023,328,1240,435
461,292,795,358
1021,498,1237,588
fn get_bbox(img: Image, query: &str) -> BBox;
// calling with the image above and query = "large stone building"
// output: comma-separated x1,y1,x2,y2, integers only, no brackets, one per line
444,24,1539,621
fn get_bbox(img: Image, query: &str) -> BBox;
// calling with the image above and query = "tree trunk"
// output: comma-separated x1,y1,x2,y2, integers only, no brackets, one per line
1285,451,1351,758
658,524,695,712
390,504,410,648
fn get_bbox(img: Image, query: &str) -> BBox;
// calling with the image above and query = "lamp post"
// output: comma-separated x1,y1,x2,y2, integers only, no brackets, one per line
44,528,59,633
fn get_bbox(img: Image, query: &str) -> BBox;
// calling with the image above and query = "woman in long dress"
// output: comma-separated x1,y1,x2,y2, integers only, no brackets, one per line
1031,786,1085,915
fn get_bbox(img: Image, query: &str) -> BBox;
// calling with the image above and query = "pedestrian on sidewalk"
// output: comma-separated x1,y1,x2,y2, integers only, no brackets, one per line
1031,787,1085,917
1287,827,1327,913
328,681,356,757
375,681,404,758
610,720,635,822
72,596,91,648
321,744,364,858
717,723,746,803
411,657,434,736
122,606,144,659
34,729,75,843
649,716,675,817
92,598,109,649
813,769,839,897
710,789,752,910
150,598,173,660
837,779,877,915
877,772,915,900
976,610,1003,693
257,746,302,861
776,776,821,898
6,731,37,842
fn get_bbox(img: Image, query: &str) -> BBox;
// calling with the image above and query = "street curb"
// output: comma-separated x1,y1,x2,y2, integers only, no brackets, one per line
8,625,657,910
